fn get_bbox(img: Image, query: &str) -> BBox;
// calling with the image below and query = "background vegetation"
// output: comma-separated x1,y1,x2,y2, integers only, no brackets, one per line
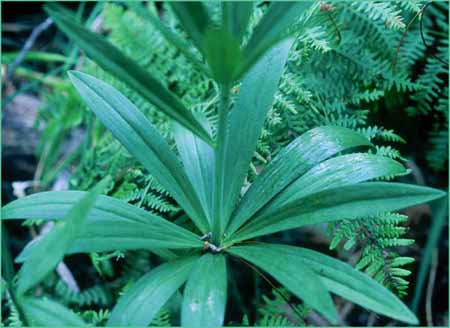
2,1,448,326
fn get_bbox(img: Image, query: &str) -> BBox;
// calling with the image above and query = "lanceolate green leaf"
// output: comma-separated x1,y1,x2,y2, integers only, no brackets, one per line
263,153,407,214
237,2,311,79
173,113,215,222
227,245,337,323
16,181,104,294
2,191,202,251
17,223,67,290
44,4,213,145
169,2,210,56
20,297,86,326
181,254,227,327
107,256,198,326
127,2,209,76
231,182,446,243
227,126,372,236
222,2,253,45
203,26,242,85
17,221,182,260
218,39,293,234
170,2,242,84
68,71,209,232
235,244,418,324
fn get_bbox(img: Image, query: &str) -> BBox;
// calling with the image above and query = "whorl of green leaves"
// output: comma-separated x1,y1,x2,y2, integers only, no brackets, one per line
2,2,446,327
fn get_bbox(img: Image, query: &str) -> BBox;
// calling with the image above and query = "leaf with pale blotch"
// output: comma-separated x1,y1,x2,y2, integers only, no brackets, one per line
182,254,227,327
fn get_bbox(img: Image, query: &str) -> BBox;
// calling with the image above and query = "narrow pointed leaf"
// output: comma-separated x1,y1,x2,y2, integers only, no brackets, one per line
20,297,86,326
107,256,198,326
237,2,311,79
170,2,210,55
2,191,202,251
227,127,372,236
218,39,293,234
222,2,253,45
16,181,104,294
127,2,210,76
15,239,176,263
239,244,418,324
203,26,242,85
44,4,212,144
263,153,407,215
181,254,227,327
68,71,209,232
170,2,242,84
173,113,214,222
16,224,70,294
227,244,337,323
231,183,446,242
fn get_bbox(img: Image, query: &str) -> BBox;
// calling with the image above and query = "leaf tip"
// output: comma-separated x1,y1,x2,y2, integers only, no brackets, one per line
325,306,339,325
67,70,92,89
401,309,419,325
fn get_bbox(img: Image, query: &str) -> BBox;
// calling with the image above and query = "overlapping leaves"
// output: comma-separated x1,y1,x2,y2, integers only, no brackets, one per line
2,3,446,327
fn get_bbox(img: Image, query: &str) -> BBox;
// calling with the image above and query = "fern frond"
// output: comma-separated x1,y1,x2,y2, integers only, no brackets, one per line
54,280,112,307
329,212,415,297
78,309,110,326
3,296,23,327
255,287,310,327
350,2,405,30
150,308,171,327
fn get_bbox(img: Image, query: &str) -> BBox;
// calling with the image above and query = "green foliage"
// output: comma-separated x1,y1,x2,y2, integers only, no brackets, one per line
251,1,442,168
78,309,110,326
15,180,106,295
149,308,172,327
54,280,112,307
328,213,414,297
181,254,227,326
20,297,87,326
401,2,448,171
2,1,447,327
256,288,310,327
3,296,24,327
45,3,214,145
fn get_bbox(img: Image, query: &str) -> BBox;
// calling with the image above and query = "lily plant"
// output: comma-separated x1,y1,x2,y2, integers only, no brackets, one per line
2,2,445,326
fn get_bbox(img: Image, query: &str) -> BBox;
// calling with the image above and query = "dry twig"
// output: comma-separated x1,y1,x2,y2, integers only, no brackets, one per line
6,17,53,81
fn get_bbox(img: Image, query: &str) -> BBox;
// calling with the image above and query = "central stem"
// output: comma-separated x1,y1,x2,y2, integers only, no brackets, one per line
212,85,230,245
